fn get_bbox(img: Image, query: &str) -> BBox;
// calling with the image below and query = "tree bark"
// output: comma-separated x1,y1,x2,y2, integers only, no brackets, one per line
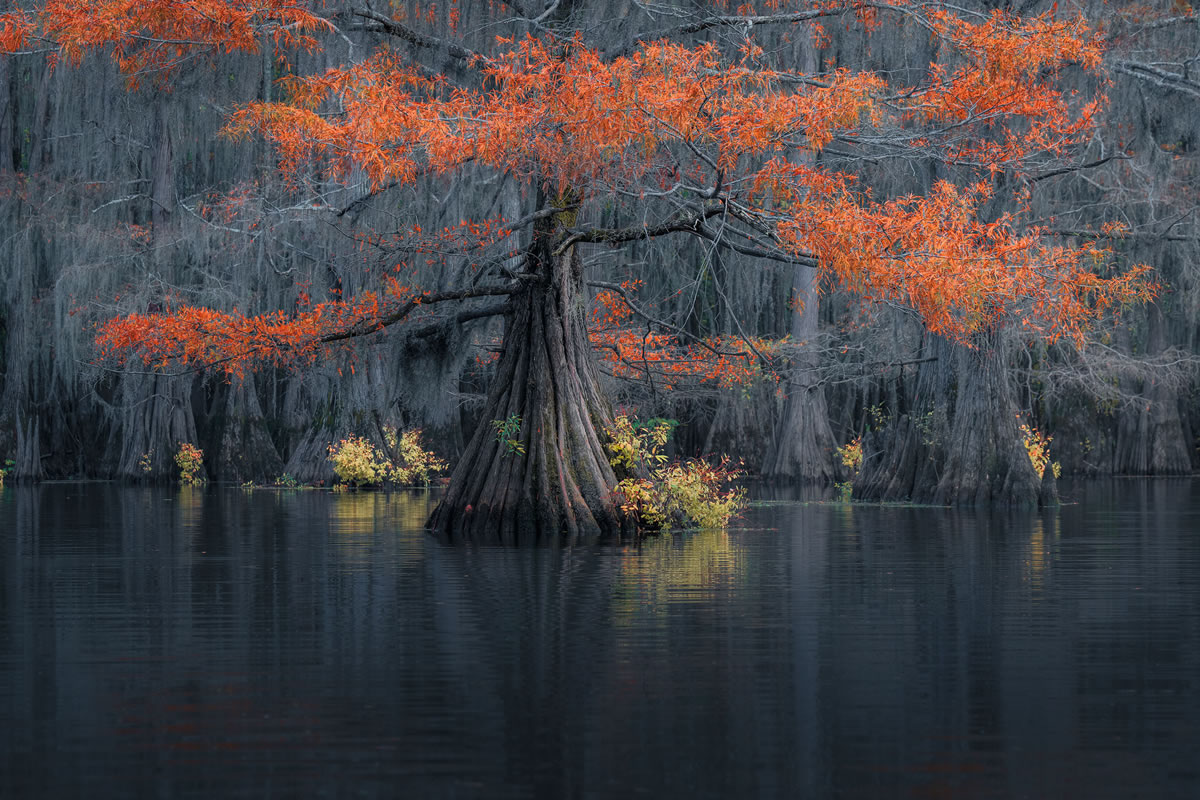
1114,302,1192,475
761,264,839,482
856,331,1052,507
109,373,202,482
926,333,1045,506
427,235,630,543
214,376,283,483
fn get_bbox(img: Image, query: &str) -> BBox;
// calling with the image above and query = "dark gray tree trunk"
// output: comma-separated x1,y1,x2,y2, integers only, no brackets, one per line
762,264,839,482
855,334,951,501
428,236,630,543
927,333,1046,506
214,377,283,483
857,331,1053,507
12,414,42,481
1114,302,1192,475
761,40,838,483
110,373,202,482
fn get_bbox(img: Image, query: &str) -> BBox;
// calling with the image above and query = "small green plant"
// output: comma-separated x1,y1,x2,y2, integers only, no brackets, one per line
491,415,526,457
328,428,446,488
0,458,12,487
275,473,299,488
175,443,205,485
606,415,744,530
139,452,153,474
835,436,863,502
914,409,940,448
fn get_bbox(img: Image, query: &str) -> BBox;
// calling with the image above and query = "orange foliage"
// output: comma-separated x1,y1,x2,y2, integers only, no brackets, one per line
1,1,329,84
3,0,1156,371
589,284,778,388
95,281,422,376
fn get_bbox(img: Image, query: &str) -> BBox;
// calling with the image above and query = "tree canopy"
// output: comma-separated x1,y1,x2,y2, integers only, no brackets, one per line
1,0,1160,531
2,1,1151,370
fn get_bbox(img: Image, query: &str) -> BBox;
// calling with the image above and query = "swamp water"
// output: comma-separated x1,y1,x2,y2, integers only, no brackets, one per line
2,480,1199,799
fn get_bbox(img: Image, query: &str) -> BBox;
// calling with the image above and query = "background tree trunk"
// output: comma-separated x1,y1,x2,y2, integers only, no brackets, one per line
109,373,202,482
213,377,283,483
762,264,839,482
927,333,1045,506
1114,302,1193,475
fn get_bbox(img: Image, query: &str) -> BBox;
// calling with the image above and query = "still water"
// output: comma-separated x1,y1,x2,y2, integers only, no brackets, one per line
2,481,1198,799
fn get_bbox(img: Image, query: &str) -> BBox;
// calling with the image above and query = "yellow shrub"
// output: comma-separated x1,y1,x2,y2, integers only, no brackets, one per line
1020,423,1060,478
175,442,205,485
607,415,744,530
835,436,863,502
328,435,388,487
385,427,448,486
328,428,446,488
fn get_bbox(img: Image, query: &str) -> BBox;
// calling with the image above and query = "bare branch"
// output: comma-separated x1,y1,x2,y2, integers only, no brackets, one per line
350,8,479,63
320,284,518,344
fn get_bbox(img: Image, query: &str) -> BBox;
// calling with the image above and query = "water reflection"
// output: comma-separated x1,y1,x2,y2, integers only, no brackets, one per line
1,483,1198,798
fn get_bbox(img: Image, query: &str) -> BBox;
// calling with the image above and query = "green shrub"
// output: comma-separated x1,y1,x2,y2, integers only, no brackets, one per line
490,415,526,457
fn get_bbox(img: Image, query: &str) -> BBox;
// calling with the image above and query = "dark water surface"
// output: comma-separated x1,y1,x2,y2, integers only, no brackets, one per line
2,481,1199,799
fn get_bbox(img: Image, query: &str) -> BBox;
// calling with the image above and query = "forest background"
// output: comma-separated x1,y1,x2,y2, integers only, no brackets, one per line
0,0,1195,506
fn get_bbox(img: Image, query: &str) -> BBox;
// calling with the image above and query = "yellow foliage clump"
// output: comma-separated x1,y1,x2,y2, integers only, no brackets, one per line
606,415,744,530
1020,423,1061,479
175,442,205,485
328,427,446,488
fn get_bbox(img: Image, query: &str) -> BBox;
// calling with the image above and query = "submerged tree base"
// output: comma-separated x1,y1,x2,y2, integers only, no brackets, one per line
856,333,1057,508
428,244,632,544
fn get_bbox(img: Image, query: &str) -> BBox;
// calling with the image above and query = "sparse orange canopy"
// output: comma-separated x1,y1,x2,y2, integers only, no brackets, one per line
5,0,1153,373
1,0,330,83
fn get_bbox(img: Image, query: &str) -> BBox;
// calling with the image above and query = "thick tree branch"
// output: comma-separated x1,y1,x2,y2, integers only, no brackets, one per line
1116,60,1200,99
350,8,479,63
401,302,509,341
554,205,726,256
320,284,517,343
1029,155,1124,183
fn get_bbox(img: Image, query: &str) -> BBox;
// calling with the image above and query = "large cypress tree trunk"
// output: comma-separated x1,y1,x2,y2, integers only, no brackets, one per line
427,235,630,543
1113,302,1192,475
925,332,1045,506
214,376,283,483
856,330,1052,507
762,264,839,482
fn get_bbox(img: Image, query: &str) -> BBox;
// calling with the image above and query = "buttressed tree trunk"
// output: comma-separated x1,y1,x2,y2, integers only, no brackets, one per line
1114,302,1192,475
427,224,630,543
927,332,1046,507
762,263,839,482
761,43,839,484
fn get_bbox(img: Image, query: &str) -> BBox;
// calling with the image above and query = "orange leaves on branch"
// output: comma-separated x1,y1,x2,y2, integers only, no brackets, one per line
3,1,331,84
589,284,780,389
9,0,1152,370
95,283,424,377
231,34,888,191
0,11,35,52
764,171,1154,343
